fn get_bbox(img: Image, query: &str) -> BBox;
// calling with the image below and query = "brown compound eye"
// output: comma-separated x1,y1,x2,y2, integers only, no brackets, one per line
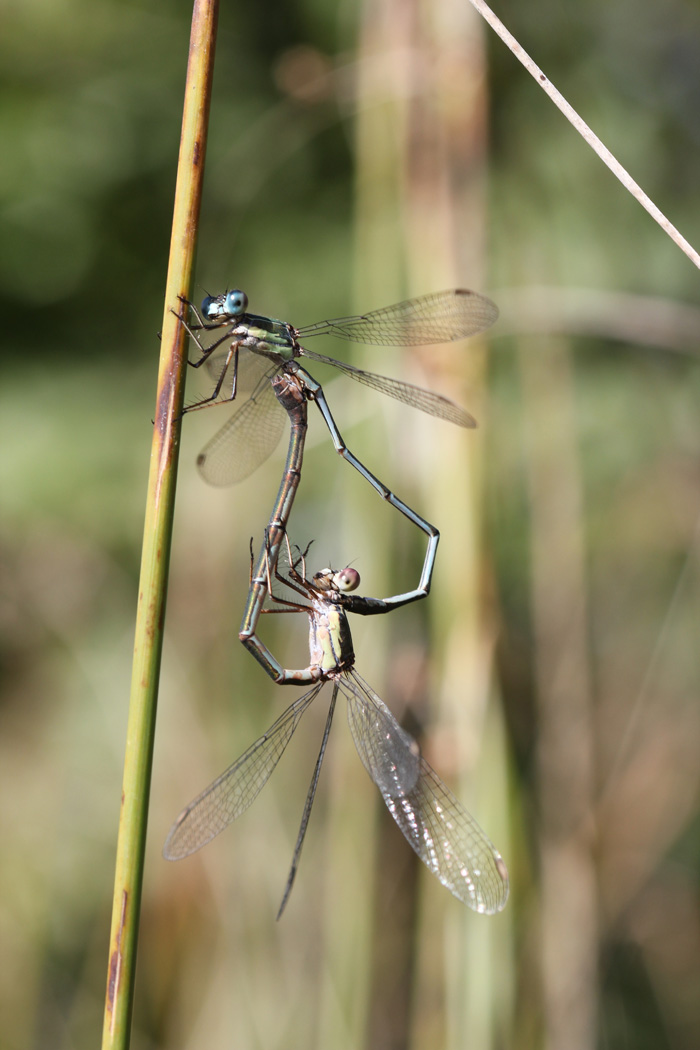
333,567,360,592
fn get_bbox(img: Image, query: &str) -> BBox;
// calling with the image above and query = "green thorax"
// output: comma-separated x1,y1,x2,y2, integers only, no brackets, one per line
232,312,299,362
308,600,355,675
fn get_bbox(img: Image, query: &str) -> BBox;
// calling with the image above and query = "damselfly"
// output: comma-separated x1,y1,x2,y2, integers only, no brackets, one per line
164,537,509,918
177,288,497,486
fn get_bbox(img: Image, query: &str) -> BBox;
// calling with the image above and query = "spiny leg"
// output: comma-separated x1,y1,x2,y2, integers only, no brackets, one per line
259,529,312,613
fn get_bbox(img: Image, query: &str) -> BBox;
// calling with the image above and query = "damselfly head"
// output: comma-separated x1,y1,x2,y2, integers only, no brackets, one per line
201,289,248,321
313,566,360,593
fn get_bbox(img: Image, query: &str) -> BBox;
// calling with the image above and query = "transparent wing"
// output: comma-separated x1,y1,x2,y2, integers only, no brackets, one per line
297,289,498,346
277,684,339,919
342,670,509,913
300,349,476,427
163,685,322,860
204,344,274,392
196,370,285,486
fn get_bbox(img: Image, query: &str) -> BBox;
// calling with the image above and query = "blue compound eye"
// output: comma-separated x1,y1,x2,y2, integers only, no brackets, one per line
201,294,222,320
224,289,248,316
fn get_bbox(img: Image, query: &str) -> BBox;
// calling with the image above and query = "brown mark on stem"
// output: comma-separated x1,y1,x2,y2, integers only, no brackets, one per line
106,890,129,1032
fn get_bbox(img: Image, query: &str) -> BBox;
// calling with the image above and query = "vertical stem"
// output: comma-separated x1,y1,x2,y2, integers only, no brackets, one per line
401,9,510,1048
347,4,511,1050
520,334,598,1050
101,3,218,1048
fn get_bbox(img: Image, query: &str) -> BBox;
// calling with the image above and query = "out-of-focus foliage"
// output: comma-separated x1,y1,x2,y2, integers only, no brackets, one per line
2,0,700,1049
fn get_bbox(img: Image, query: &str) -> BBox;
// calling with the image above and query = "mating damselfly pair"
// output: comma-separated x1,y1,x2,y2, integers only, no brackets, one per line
164,287,508,916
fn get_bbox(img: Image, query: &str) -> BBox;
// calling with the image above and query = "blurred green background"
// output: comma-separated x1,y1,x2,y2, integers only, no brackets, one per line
2,1,700,1048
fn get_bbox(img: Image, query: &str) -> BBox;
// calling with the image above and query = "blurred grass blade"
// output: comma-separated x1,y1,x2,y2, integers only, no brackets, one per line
101,3,219,1048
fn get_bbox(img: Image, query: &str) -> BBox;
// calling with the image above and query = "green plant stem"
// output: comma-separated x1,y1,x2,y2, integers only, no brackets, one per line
101,3,218,1048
